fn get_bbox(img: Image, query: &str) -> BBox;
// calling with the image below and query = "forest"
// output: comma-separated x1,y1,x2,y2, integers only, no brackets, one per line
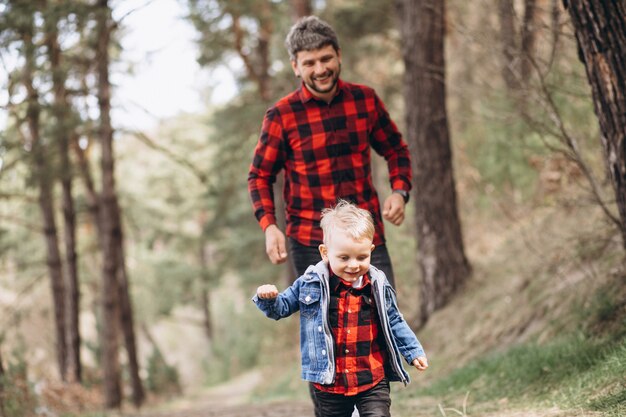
0,0,625,416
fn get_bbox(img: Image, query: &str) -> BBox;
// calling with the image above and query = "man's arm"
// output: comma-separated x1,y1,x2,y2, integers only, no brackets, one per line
248,108,288,262
369,93,412,226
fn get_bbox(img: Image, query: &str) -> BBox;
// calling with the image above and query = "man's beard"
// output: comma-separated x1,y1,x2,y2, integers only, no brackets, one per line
305,63,341,95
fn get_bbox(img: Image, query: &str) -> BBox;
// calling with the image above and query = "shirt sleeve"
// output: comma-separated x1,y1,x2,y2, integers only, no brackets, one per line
368,93,412,193
248,107,287,230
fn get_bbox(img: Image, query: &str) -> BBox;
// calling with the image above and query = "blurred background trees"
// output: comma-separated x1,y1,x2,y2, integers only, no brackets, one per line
0,0,624,414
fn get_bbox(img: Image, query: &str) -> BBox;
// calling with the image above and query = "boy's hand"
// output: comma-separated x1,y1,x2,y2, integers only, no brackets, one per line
257,284,279,300
412,356,428,371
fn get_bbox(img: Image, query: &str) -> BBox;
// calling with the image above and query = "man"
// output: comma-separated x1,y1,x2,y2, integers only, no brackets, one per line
248,15,411,287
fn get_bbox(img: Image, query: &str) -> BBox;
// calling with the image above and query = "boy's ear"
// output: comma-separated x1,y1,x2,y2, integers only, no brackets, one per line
318,244,328,261
370,244,375,253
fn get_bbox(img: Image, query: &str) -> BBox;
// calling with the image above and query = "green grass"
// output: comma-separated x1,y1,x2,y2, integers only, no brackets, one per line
401,333,626,415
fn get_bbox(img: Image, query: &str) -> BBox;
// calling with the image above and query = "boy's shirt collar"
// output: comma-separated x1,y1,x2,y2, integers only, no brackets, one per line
329,269,371,292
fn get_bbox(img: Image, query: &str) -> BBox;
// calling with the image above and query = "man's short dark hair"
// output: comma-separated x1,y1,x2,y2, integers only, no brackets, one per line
285,16,340,61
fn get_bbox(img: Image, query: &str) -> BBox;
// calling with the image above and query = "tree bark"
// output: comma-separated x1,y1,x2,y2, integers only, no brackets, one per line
21,15,68,381
199,235,213,342
395,0,472,326
291,0,312,21
96,0,122,407
45,10,82,384
521,0,539,83
0,346,5,417
115,241,145,407
499,0,520,91
96,1,145,406
563,0,626,248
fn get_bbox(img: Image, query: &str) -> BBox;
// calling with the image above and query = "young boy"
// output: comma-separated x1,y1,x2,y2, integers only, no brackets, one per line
253,200,428,417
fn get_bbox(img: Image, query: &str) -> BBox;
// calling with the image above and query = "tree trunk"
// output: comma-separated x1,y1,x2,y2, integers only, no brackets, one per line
96,0,122,407
521,0,538,83
563,0,626,248
21,17,68,381
395,0,472,326
200,261,213,341
198,225,213,342
45,11,82,384
291,0,312,21
96,1,145,406
499,0,520,91
0,346,5,417
115,241,145,407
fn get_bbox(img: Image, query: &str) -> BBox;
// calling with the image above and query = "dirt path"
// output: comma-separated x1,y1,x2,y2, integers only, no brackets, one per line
122,370,314,417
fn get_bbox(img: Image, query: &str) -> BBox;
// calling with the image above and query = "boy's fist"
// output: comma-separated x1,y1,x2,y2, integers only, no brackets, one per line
257,284,279,300
412,356,428,371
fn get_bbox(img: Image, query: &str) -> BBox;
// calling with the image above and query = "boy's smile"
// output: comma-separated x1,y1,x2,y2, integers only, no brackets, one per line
319,230,375,283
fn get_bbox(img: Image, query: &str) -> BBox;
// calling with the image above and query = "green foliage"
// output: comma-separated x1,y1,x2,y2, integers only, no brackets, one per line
0,345,36,417
145,349,181,396
203,300,274,385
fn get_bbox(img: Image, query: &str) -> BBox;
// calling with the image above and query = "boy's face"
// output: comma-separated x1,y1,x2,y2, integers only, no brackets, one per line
319,230,374,283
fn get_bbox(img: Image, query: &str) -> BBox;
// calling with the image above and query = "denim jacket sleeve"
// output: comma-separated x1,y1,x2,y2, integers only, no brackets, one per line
252,278,303,320
385,286,426,363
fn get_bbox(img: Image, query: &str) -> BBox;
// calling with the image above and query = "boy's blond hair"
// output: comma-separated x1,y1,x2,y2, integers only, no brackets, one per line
320,200,375,244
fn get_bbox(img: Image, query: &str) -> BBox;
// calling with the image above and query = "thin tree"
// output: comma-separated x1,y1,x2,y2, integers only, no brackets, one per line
563,0,626,248
44,2,82,383
95,0,122,406
499,0,520,92
95,0,145,406
0,345,5,417
19,5,69,380
395,0,471,325
291,0,312,21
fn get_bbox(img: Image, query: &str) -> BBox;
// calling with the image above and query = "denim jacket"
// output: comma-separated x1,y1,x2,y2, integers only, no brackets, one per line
253,261,425,385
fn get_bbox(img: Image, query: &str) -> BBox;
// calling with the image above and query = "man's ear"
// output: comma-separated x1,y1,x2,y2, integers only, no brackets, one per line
318,244,328,261
291,60,300,78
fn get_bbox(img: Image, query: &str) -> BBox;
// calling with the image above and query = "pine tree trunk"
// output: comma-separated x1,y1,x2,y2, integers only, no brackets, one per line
45,13,82,384
521,0,538,83
115,241,145,407
199,234,213,342
21,17,68,381
564,0,626,248
96,0,144,406
499,0,520,91
96,0,122,407
395,0,472,326
0,346,5,417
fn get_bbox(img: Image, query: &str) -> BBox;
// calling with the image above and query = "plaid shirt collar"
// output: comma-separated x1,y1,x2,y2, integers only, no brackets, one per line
329,270,371,292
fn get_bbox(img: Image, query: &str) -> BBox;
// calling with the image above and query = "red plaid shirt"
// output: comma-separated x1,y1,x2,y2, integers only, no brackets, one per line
314,273,388,395
248,80,412,246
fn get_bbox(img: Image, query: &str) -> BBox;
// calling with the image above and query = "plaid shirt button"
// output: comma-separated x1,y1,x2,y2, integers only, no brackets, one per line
318,326,323,332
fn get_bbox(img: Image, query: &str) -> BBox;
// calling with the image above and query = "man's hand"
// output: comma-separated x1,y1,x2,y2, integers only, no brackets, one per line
412,356,428,371
382,193,406,225
265,224,288,264
257,284,279,300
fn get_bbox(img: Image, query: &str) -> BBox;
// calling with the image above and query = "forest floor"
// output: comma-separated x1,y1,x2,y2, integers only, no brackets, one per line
119,369,601,417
